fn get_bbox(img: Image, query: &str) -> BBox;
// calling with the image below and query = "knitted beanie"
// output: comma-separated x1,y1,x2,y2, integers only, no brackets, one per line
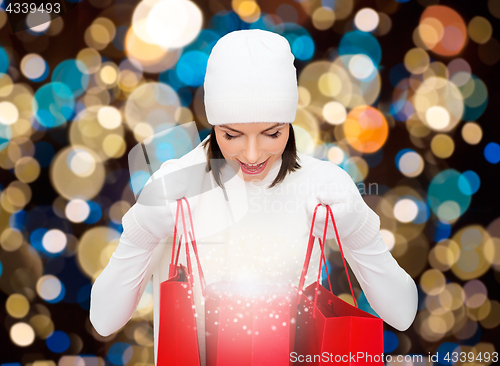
204,29,299,125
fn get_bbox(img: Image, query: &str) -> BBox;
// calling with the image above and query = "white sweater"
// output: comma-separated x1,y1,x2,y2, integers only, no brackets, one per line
89,135,418,365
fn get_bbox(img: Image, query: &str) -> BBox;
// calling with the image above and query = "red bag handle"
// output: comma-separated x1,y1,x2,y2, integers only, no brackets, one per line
297,204,357,315
169,198,206,298
169,199,184,276
174,234,182,266
326,205,357,308
181,197,207,297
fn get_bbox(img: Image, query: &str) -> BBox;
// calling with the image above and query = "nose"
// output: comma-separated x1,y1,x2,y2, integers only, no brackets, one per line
243,137,262,163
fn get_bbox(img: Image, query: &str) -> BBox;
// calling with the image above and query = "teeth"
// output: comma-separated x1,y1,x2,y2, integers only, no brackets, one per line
242,161,264,169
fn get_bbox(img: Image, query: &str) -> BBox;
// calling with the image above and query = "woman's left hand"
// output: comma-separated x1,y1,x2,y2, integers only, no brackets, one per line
305,190,341,240
304,189,365,242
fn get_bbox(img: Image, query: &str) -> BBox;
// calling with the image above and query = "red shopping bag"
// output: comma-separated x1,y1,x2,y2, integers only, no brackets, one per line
157,198,207,366
294,205,384,365
205,281,298,366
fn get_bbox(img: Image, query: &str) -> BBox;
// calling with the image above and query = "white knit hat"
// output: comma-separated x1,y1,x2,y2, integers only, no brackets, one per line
204,29,299,125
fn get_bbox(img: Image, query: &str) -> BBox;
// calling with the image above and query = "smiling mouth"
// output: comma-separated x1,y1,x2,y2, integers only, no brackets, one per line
237,157,269,168
236,157,270,174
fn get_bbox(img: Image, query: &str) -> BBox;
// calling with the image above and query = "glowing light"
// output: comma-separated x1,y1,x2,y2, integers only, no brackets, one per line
312,7,336,30
318,72,342,97
232,0,261,23
468,16,493,44
354,8,379,32
426,106,450,130
97,106,122,130
99,64,118,85
421,269,446,295
20,54,48,81
52,146,106,200
76,48,102,74
348,54,376,80
394,198,419,223
124,82,181,133
323,101,347,125
52,59,89,97
327,145,345,165
66,198,91,223
464,279,488,308
15,157,41,183
6,294,30,318
448,58,471,87
42,229,67,254
132,0,203,49
103,134,126,158
404,48,430,74
68,148,96,177
33,82,75,128
419,5,467,56
431,134,455,159
484,142,500,164
343,106,388,153
0,101,19,125
417,17,444,50
10,322,35,347
462,122,483,145
397,150,424,178
37,275,63,302
428,169,471,223
27,13,50,33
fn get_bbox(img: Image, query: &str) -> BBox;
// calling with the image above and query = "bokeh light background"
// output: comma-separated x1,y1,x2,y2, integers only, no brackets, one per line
1,0,500,364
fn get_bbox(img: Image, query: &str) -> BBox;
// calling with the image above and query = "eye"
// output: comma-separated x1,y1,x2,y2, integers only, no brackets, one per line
267,131,282,139
223,133,238,140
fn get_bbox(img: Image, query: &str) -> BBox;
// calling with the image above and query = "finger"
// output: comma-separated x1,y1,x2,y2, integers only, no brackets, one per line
315,190,350,206
305,195,321,219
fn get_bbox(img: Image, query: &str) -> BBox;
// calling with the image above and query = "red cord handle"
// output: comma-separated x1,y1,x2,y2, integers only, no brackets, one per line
298,204,357,316
181,197,207,297
169,198,206,298
326,205,357,308
169,200,183,277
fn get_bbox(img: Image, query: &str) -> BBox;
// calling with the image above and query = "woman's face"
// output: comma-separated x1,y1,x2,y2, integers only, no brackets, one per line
214,122,290,182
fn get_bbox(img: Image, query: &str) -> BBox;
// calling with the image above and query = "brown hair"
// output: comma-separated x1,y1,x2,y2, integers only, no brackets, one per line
201,124,301,189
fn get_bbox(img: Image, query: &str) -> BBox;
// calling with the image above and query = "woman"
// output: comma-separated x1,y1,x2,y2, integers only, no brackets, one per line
89,29,418,365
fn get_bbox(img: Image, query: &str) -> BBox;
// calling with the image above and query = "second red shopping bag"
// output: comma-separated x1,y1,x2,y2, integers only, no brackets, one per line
294,204,384,365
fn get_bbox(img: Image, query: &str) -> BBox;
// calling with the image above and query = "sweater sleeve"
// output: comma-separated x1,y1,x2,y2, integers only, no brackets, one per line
89,155,202,336
340,232,418,331
89,230,166,336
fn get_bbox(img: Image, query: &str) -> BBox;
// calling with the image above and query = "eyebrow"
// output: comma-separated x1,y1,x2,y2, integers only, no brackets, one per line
219,123,284,134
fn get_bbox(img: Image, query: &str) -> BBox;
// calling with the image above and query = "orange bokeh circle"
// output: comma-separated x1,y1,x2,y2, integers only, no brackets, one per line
343,106,389,153
420,5,467,57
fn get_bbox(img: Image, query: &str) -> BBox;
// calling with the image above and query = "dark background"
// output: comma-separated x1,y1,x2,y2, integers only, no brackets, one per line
1,0,499,364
